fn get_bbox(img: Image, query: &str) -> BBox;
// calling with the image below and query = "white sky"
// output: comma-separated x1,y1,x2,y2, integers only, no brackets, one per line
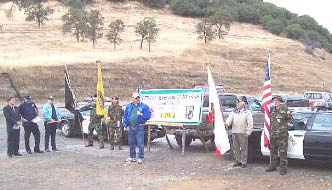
264,0,332,33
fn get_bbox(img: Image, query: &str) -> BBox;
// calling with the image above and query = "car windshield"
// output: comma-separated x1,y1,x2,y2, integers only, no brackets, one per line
220,95,237,107
292,112,313,124
287,99,309,107
203,95,236,107
311,113,332,131
216,88,225,94
304,93,323,99
247,97,261,111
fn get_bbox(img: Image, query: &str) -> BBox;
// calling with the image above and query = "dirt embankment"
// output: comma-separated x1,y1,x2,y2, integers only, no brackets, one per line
0,0,332,101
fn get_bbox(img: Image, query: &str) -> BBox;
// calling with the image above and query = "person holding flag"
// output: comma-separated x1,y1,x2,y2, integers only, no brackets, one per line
79,95,105,149
80,61,108,149
265,96,293,175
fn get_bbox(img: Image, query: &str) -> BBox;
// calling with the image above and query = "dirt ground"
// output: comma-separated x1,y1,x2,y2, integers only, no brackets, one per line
0,113,331,190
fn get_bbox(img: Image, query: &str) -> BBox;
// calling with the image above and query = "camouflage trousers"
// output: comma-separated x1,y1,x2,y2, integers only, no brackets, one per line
108,126,123,146
269,138,288,169
87,122,104,146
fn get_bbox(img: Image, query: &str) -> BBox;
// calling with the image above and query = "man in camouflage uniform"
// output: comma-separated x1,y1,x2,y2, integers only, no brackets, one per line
80,102,104,149
266,96,293,175
108,96,124,150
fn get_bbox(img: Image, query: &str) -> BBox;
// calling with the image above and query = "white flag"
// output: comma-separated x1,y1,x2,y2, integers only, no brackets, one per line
207,65,230,157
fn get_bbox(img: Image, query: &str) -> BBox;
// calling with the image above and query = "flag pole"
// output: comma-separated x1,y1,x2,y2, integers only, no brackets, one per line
78,112,86,146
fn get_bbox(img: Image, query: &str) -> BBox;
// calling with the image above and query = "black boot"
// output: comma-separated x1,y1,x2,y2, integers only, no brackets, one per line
99,141,104,149
280,168,287,175
265,166,277,172
233,162,241,167
110,145,114,150
118,145,123,150
85,143,93,147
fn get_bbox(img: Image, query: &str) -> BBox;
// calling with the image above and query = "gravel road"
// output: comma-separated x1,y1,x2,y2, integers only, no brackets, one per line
0,113,331,190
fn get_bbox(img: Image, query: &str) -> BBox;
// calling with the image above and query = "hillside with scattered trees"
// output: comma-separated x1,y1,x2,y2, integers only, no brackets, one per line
0,0,332,101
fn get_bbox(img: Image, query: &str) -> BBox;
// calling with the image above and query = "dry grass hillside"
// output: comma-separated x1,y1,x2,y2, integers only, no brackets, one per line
0,0,332,102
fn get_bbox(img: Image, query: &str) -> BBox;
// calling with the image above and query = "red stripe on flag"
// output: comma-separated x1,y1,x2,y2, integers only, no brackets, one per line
262,84,272,91
264,120,270,130
216,147,221,158
262,93,272,100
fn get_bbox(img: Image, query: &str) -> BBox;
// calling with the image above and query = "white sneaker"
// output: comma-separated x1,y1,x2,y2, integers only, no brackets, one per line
137,158,144,164
125,157,136,162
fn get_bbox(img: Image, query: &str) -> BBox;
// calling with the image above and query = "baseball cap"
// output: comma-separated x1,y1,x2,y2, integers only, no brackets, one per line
25,94,32,100
272,95,282,101
112,96,119,100
236,98,244,103
48,96,54,100
132,92,140,99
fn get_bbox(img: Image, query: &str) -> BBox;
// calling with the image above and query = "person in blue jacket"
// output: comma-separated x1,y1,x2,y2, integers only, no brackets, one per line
123,92,151,164
42,96,61,152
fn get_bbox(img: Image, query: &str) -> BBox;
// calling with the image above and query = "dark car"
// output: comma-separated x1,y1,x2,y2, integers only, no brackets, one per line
253,111,332,162
59,102,166,144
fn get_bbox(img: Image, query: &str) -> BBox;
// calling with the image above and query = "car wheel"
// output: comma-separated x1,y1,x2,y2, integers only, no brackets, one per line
61,121,73,137
175,134,192,147
247,142,256,163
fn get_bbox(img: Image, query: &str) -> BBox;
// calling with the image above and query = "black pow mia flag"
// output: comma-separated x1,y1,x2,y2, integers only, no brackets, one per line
64,66,77,113
65,66,84,142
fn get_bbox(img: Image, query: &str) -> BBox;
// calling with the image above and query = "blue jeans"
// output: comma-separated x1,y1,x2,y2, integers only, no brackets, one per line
128,125,144,159
44,122,57,150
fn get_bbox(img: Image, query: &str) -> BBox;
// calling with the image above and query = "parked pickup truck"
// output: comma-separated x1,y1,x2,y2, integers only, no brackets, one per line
173,93,264,160
285,96,311,112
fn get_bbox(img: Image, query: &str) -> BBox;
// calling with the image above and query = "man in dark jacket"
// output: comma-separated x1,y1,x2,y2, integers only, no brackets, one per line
18,94,44,154
123,92,151,164
3,96,22,157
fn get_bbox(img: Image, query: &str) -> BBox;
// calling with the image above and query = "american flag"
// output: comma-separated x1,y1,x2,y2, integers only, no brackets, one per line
262,53,272,148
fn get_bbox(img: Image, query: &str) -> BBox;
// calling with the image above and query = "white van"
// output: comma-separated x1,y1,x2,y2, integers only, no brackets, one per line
303,91,332,108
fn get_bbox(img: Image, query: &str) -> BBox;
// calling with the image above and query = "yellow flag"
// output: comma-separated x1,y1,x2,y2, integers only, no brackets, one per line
96,61,108,122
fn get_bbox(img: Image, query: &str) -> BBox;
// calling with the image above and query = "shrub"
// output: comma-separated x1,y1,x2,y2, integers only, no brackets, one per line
284,24,307,39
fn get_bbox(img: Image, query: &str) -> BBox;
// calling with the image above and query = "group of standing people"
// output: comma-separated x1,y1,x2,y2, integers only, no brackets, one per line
225,95,293,175
80,92,151,164
3,95,62,157
4,92,292,171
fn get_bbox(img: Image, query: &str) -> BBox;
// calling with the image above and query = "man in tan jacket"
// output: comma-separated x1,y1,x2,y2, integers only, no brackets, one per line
226,98,253,168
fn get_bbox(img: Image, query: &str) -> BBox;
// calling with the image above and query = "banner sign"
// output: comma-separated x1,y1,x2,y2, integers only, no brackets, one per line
140,89,204,124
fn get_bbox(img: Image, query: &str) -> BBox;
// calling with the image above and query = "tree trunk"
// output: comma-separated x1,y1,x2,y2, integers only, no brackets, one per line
140,38,144,49
93,39,96,48
148,40,151,52
38,19,41,28
113,41,116,51
76,32,80,43
218,27,222,39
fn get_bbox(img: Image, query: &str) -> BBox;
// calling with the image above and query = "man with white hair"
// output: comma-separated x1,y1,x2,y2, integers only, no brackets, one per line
123,92,151,164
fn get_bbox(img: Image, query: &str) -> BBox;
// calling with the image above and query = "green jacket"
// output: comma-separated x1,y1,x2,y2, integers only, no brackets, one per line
270,105,293,140
79,103,103,123
108,104,124,127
